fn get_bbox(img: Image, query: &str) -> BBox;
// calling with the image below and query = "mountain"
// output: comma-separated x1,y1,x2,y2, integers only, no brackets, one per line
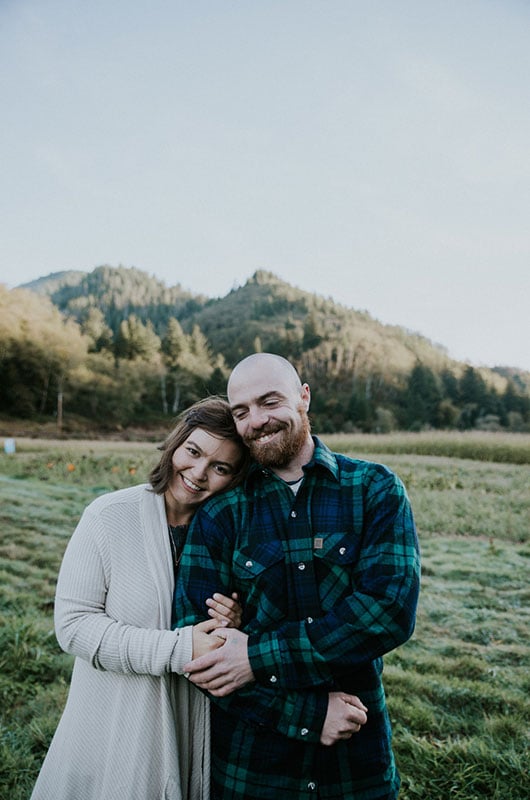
21,264,209,333
180,269,459,377
14,264,529,432
21,270,88,295
20,264,506,386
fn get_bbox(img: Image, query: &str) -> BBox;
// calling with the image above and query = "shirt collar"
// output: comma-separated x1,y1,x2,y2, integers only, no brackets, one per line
244,435,339,488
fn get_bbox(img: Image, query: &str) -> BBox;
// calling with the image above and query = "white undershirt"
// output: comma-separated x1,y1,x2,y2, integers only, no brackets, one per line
284,475,304,495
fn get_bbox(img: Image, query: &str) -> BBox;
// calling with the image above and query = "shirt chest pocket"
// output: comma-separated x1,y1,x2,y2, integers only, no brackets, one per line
312,532,360,600
232,541,288,627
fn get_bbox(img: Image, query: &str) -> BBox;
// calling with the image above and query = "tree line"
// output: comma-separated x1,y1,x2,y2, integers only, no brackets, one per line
1,276,528,434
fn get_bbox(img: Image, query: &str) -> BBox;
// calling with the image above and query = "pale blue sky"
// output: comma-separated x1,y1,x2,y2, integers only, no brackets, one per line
1,0,529,370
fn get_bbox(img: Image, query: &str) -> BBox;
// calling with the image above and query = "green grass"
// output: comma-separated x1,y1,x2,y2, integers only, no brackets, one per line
1,433,529,799
386,533,529,799
325,430,530,465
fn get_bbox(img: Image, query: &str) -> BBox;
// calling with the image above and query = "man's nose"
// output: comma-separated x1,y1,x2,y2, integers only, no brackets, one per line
248,406,270,428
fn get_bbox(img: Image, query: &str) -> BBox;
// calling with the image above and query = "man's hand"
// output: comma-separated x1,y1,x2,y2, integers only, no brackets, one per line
320,692,368,746
184,628,255,696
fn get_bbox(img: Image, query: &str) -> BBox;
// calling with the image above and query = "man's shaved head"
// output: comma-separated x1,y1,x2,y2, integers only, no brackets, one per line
227,353,302,400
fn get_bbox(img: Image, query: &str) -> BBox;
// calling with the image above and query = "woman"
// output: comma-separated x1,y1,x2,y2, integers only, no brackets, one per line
31,397,250,800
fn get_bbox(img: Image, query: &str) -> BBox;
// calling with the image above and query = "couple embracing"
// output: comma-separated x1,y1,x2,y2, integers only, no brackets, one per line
31,353,420,800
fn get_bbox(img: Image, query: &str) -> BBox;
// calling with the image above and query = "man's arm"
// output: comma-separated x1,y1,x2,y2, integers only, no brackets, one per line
185,631,368,745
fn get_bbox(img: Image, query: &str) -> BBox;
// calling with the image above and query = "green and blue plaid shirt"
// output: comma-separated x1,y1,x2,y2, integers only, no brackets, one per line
175,437,420,799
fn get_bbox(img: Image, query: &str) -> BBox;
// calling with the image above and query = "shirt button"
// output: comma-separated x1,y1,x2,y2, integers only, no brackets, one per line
297,562,306,571
245,560,253,568
339,546,346,555
307,782,317,791
300,728,308,736
307,616,313,623
290,510,297,518
269,675,277,683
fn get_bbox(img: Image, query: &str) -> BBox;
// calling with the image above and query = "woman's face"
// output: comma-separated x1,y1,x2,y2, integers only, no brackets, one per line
165,427,242,518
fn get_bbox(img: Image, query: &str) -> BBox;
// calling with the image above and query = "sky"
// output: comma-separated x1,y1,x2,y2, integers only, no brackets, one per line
1,0,529,371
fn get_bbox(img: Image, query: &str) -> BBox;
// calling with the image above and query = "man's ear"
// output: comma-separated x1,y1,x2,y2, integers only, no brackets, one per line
301,383,311,410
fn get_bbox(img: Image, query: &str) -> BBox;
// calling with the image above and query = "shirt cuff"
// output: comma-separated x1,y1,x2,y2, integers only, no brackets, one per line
280,690,328,742
247,630,283,685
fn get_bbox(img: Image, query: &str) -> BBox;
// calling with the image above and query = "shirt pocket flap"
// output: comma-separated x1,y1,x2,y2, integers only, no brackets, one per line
232,540,284,579
313,532,359,565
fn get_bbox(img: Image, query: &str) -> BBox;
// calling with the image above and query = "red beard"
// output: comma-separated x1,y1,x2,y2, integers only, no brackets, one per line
246,407,311,468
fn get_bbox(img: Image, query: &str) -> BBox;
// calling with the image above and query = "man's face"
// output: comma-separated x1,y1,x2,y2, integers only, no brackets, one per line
228,361,311,468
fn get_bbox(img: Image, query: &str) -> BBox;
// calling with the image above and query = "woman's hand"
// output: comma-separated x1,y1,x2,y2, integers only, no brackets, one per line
191,619,225,659
190,593,242,661
205,592,242,628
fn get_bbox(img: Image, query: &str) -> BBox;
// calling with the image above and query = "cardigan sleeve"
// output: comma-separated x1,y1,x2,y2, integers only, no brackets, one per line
55,503,194,676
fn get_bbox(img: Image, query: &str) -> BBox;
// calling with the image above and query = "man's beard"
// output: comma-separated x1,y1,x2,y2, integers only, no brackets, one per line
246,406,311,468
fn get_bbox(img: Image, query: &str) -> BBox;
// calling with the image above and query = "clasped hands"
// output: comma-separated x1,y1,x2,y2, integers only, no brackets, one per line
188,592,368,745
188,590,253,695
187,625,254,696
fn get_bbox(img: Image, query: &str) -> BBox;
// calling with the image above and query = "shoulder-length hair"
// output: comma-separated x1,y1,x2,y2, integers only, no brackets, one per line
149,396,250,495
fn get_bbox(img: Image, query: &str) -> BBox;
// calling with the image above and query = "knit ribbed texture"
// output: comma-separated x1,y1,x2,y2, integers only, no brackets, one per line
31,484,210,800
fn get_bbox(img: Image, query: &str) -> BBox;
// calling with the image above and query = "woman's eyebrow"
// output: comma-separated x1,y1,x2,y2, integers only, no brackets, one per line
186,440,234,468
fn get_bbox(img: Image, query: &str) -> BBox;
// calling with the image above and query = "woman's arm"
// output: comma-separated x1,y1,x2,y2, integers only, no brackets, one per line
55,505,198,676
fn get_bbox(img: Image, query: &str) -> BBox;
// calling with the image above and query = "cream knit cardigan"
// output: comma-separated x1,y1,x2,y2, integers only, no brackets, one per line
30,484,210,800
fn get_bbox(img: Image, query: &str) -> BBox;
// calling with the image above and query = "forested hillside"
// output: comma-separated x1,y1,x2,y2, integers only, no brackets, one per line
1,265,528,433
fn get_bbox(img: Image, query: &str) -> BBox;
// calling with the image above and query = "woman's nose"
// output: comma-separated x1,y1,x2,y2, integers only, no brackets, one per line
191,460,208,481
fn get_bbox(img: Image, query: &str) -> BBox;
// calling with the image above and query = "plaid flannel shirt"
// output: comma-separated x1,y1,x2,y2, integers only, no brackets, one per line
174,437,420,800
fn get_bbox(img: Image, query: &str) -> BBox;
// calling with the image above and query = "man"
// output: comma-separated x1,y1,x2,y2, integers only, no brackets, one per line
175,353,420,799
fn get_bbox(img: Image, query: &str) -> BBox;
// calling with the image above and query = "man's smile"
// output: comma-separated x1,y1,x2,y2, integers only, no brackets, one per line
253,431,278,444
247,425,286,446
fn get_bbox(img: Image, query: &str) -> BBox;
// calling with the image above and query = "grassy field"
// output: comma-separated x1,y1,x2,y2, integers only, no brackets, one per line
1,432,529,799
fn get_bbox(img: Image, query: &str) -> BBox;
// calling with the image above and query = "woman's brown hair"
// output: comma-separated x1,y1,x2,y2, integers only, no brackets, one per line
148,396,250,494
